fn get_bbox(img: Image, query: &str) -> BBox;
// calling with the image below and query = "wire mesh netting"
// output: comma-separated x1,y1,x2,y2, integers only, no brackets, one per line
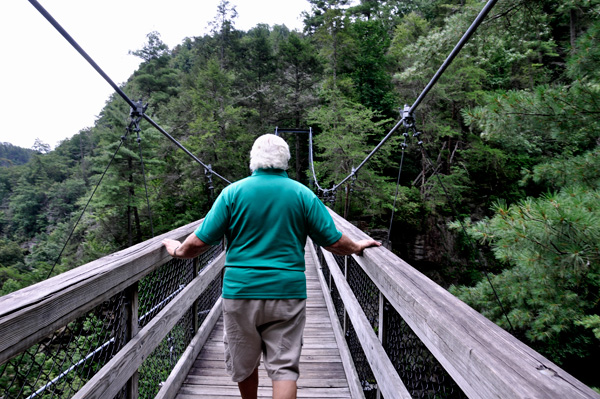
330,279,346,332
315,246,330,285
347,258,379,332
197,276,222,326
137,244,223,398
0,242,224,399
313,244,468,399
139,257,195,329
0,292,129,399
333,253,345,273
383,298,468,399
346,320,379,399
138,307,195,398
136,256,195,398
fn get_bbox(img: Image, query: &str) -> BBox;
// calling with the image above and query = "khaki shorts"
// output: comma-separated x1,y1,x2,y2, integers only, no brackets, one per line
222,298,306,382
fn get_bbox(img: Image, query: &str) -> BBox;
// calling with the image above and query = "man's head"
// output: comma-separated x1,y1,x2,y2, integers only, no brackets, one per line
250,134,291,172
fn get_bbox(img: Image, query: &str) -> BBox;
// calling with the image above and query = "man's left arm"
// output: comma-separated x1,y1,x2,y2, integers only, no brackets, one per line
162,233,210,259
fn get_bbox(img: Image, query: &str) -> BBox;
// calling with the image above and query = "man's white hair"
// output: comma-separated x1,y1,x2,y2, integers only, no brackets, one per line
249,134,290,172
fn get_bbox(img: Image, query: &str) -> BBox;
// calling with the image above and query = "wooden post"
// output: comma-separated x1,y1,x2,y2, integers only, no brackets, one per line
126,282,139,399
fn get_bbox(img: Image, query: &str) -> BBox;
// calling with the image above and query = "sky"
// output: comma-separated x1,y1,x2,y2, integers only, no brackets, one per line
0,0,312,150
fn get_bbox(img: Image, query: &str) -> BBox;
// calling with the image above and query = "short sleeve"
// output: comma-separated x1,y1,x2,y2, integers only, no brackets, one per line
194,190,229,245
306,195,342,247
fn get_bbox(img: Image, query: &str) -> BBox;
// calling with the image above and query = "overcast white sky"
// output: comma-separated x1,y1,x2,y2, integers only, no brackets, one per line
0,0,312,150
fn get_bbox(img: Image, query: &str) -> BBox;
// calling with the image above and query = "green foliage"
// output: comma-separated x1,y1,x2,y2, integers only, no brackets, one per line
1,0,600,387
308,89,396,217
0,142,34,167
130,32,180,107
129,31,170,61
463,83,600,157
567,12,600,81
451,185,600,364
526,147,600,189
277,31,323,126
349,19,396,117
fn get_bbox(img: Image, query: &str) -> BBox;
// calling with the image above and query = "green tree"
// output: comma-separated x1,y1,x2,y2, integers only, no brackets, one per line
450,185,600,375
210,0,239,70
87,98,163,249
350,19,396,117
237,24,277,125
308,89,396,219
277,32,323,126
130,32,179,109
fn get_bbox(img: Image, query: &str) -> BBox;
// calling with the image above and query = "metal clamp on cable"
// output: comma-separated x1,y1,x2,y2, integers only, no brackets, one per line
349,168,358,193
130,99,148,119
402,104,414,128
413,130,423,146
329,189,337,206
205,164,215,197
128,99,148,138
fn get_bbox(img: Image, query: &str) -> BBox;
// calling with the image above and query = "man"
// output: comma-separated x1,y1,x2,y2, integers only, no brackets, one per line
162,134,380,399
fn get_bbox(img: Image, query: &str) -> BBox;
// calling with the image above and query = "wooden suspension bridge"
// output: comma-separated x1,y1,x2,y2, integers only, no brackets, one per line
0,209,598,399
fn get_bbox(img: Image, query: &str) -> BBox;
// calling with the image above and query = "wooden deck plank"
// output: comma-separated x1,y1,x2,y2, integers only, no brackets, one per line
176,244,352,398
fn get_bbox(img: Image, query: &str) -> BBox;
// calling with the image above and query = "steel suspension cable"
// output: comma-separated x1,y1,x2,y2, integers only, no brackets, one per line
409,0,499,114
133,120,155,238
46,136,126,279
308,128,327,193
385,128,410,247
27,0,231,185
321,0,498,192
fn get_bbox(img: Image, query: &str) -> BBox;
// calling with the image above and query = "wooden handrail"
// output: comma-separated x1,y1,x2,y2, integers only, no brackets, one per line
320,248,412,398
0,219,200,364
308,239,366,399
327,209,599,399
73,252,225,399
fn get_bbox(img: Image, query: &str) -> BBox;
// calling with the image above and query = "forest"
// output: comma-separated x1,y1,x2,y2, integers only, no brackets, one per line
0,0,598,390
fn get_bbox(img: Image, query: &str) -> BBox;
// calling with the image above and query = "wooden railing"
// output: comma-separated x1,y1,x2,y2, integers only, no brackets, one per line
1,210,599,399
313,210,599,399
0,219,224,399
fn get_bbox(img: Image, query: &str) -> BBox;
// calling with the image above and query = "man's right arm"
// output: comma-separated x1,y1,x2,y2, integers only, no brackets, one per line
324,233,381,256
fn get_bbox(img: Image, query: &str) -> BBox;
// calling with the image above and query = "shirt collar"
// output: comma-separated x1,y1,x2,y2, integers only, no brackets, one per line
252,168,288,177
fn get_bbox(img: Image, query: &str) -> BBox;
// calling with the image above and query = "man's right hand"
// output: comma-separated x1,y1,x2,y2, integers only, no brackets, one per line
324,234,381,256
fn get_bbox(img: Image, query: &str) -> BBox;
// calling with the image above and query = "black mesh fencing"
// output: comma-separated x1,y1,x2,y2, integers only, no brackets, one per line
347,259,379,332
333,253,345,273
382,298,467,399
0,292,128,399
197,276,222,327
316,246,330,285
330,280,346,332
346,320,378,399
139,257,195,329
0,242,224,399
138,307,195,398
313,245,467,399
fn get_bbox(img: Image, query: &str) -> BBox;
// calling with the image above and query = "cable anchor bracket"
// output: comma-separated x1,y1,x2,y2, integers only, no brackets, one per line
129,99,148,119
401,104,415,129
205,164,215,197
349,167,357,193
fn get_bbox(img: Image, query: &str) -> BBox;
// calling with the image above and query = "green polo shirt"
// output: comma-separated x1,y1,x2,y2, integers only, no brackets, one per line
194,168,342,299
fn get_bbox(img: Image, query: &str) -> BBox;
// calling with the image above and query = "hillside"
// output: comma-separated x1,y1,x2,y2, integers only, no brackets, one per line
0,142,35,167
